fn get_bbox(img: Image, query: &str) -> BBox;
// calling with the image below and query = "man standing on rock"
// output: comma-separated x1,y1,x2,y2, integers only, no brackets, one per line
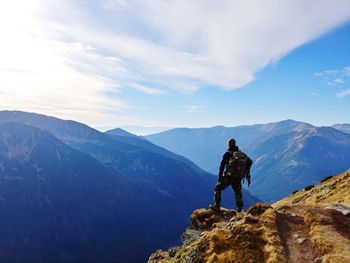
210,138,253,212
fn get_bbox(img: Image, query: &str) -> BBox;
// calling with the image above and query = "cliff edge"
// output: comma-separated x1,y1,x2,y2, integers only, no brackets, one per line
148,170,350,263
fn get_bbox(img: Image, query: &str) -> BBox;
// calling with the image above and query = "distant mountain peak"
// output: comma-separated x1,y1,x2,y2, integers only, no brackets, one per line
105,127,138,137
119,125,172,136
278,118,302,124
260,119,313,132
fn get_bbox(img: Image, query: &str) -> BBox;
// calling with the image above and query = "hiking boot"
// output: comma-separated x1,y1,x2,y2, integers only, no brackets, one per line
209,204,221,212
237,201,243,213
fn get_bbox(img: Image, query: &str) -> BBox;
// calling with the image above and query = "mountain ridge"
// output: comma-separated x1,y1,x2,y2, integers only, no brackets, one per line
0,110,259,262
146,120,350,202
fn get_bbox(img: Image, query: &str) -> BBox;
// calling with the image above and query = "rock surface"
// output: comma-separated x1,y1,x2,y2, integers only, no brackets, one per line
149,171,350,263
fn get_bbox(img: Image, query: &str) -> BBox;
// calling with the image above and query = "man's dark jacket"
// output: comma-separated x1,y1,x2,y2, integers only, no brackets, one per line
218,146,252,178
218,146,238,177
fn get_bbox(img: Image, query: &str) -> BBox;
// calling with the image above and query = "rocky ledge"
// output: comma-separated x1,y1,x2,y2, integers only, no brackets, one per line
149,171,350,263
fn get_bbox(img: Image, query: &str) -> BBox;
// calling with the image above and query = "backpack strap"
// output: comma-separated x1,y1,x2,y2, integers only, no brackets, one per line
227,150,234,155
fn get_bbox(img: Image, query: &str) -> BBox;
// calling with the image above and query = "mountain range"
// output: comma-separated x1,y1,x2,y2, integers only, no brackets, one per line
146,120,350,202
0,110,258,262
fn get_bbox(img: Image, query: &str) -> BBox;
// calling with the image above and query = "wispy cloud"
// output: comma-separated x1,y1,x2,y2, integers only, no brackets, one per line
185,105,205,113
310,92,320,97
51,0,350,91
333,78,345,84
130,83,168,95
336,89,350,98
343,67,350,76
314,66,349,86
1,0,350,126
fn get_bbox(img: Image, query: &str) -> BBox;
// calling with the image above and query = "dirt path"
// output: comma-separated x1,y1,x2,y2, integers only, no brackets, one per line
276,206,321,263
322,208,350,240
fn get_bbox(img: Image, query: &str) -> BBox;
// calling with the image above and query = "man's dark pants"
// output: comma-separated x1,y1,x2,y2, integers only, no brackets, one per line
214,175,243,210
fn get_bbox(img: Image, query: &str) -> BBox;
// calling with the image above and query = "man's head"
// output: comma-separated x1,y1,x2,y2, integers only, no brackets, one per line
228,138,236,149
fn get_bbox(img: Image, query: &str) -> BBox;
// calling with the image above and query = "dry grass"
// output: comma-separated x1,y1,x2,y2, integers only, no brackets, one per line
259,207,286,263
274,171,350,208
149,203,287,263
273,170,350,263
150,171,350,263
191,208,236,230
304,210,350,263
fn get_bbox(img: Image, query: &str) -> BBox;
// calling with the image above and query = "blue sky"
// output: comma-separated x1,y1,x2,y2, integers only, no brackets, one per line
0,0,350,130
119,21,350,129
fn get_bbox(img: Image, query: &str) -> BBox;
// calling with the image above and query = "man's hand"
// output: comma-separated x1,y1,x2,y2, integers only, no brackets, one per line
247,174,251,187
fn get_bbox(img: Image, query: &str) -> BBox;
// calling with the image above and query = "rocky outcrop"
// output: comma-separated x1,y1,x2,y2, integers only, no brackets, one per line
149,203,285,263
149,171,350,263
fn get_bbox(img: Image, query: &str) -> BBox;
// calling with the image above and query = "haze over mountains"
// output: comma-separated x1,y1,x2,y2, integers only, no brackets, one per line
146,120,350,202
119,125,171,136
0,110,258,263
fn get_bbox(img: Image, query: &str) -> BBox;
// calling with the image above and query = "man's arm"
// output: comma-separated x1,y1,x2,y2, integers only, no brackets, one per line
246,157,253,186
218,152,231,178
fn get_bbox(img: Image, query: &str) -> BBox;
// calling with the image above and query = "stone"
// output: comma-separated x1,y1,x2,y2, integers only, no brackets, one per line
246,202,272,216
149,250,168,261
297,238,306,244
191,208,236,230
168,247,179,258
325,204,350,216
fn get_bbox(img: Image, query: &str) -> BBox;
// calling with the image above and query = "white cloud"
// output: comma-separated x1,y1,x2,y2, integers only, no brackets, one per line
1,0,350,126
129,83,168,95
33,0,350,91
336,89,350,98
185,105,205,113
310,92,320,97
314,66,349,85
333,78,345,84
343,67,350,76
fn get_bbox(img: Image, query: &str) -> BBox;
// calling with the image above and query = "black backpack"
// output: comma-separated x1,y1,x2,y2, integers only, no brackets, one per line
226,150,252,180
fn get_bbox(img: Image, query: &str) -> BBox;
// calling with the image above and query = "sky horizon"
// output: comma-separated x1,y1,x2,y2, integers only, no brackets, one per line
1,1,350,129
1,109,348,135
